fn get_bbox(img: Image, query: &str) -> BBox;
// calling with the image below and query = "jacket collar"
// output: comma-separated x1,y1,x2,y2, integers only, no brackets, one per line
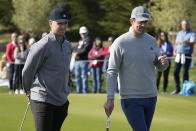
49,31,66,43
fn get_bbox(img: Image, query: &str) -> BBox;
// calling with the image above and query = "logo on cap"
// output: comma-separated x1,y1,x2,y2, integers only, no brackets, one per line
62,14,67,18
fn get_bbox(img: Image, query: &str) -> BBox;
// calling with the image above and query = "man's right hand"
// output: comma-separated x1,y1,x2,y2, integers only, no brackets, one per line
26,91,31,104
104,99,114,117
177,40,186,45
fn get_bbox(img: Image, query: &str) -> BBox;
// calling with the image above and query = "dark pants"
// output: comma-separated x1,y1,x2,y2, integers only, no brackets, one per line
121,97,157,131
30,100,69,131
9,63,15,91
173,54,191,92
156,62,171,92
14,64,24,91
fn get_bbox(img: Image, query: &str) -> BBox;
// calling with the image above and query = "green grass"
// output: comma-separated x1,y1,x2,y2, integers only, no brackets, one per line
0,52,5,58
0,87,196,131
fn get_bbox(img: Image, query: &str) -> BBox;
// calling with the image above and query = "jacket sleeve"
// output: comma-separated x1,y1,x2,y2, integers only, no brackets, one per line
6,44,13,62
106,41,122,100
88,48,103,60
96,48,104,59
169,43,173,57
153,41,169,72
22,42,46,93
88,48,94,60
101,47,110,57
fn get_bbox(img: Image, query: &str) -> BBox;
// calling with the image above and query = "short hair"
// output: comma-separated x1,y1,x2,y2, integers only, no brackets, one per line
181,19,189,24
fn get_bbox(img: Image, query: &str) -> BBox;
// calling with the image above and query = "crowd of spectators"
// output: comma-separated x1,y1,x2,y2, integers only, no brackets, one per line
1,19,195,95
1,32,36,94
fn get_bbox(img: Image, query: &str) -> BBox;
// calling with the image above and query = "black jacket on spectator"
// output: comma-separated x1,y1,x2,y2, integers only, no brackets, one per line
74,37,92,60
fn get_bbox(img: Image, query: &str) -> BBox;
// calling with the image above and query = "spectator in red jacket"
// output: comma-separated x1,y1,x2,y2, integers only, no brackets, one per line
6,32,18,94
88,37,104,93
101,36,114,73
101,36,114,57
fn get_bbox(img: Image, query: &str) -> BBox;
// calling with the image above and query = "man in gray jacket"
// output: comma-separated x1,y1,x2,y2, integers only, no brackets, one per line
104,6,169,131
22,8,72,131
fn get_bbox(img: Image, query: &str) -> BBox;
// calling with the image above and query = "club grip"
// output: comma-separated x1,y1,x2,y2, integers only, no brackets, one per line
106,117,110,131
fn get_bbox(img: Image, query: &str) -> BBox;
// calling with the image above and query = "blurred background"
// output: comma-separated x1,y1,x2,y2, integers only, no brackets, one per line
0,0,196,46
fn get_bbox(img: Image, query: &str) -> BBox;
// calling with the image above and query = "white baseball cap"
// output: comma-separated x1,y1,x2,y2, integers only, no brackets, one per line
79,26,88,34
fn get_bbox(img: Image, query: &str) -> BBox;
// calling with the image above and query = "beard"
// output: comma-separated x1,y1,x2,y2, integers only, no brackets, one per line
137,26,146,34
131,25,147,36
57,30,66,36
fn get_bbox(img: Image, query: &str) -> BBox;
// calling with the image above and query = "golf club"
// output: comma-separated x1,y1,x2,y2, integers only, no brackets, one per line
106,116,110,131
19,103,30,131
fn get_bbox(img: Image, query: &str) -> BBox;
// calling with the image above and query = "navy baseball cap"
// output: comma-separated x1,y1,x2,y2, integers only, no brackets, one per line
50,8,70,23
131,6,150,21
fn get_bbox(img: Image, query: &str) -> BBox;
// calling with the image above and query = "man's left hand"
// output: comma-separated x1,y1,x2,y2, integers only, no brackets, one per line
158,55,169,67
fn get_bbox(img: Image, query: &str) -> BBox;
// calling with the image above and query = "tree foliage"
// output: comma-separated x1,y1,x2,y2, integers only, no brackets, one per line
149,0,196,33
0,0,14,26
1,0,196,39
67,0,105,38
99,0,149,36
12,0,51,36
12,0,69,37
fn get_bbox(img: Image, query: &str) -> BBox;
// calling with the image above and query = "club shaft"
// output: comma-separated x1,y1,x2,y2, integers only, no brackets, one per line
19,104,30,131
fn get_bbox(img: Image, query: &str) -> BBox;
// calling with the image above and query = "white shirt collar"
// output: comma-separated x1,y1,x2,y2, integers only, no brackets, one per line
12,41,17,47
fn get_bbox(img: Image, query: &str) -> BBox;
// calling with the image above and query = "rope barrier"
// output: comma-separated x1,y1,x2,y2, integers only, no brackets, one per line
6,56,196,64
71,56,195,62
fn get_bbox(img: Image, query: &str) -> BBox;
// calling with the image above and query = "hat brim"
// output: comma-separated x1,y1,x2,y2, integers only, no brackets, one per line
135,17,150,22
55,19,70,23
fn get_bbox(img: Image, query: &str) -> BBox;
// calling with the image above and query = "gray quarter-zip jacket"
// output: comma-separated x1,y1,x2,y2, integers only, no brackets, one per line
22,32,72,106
107,29,167,100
